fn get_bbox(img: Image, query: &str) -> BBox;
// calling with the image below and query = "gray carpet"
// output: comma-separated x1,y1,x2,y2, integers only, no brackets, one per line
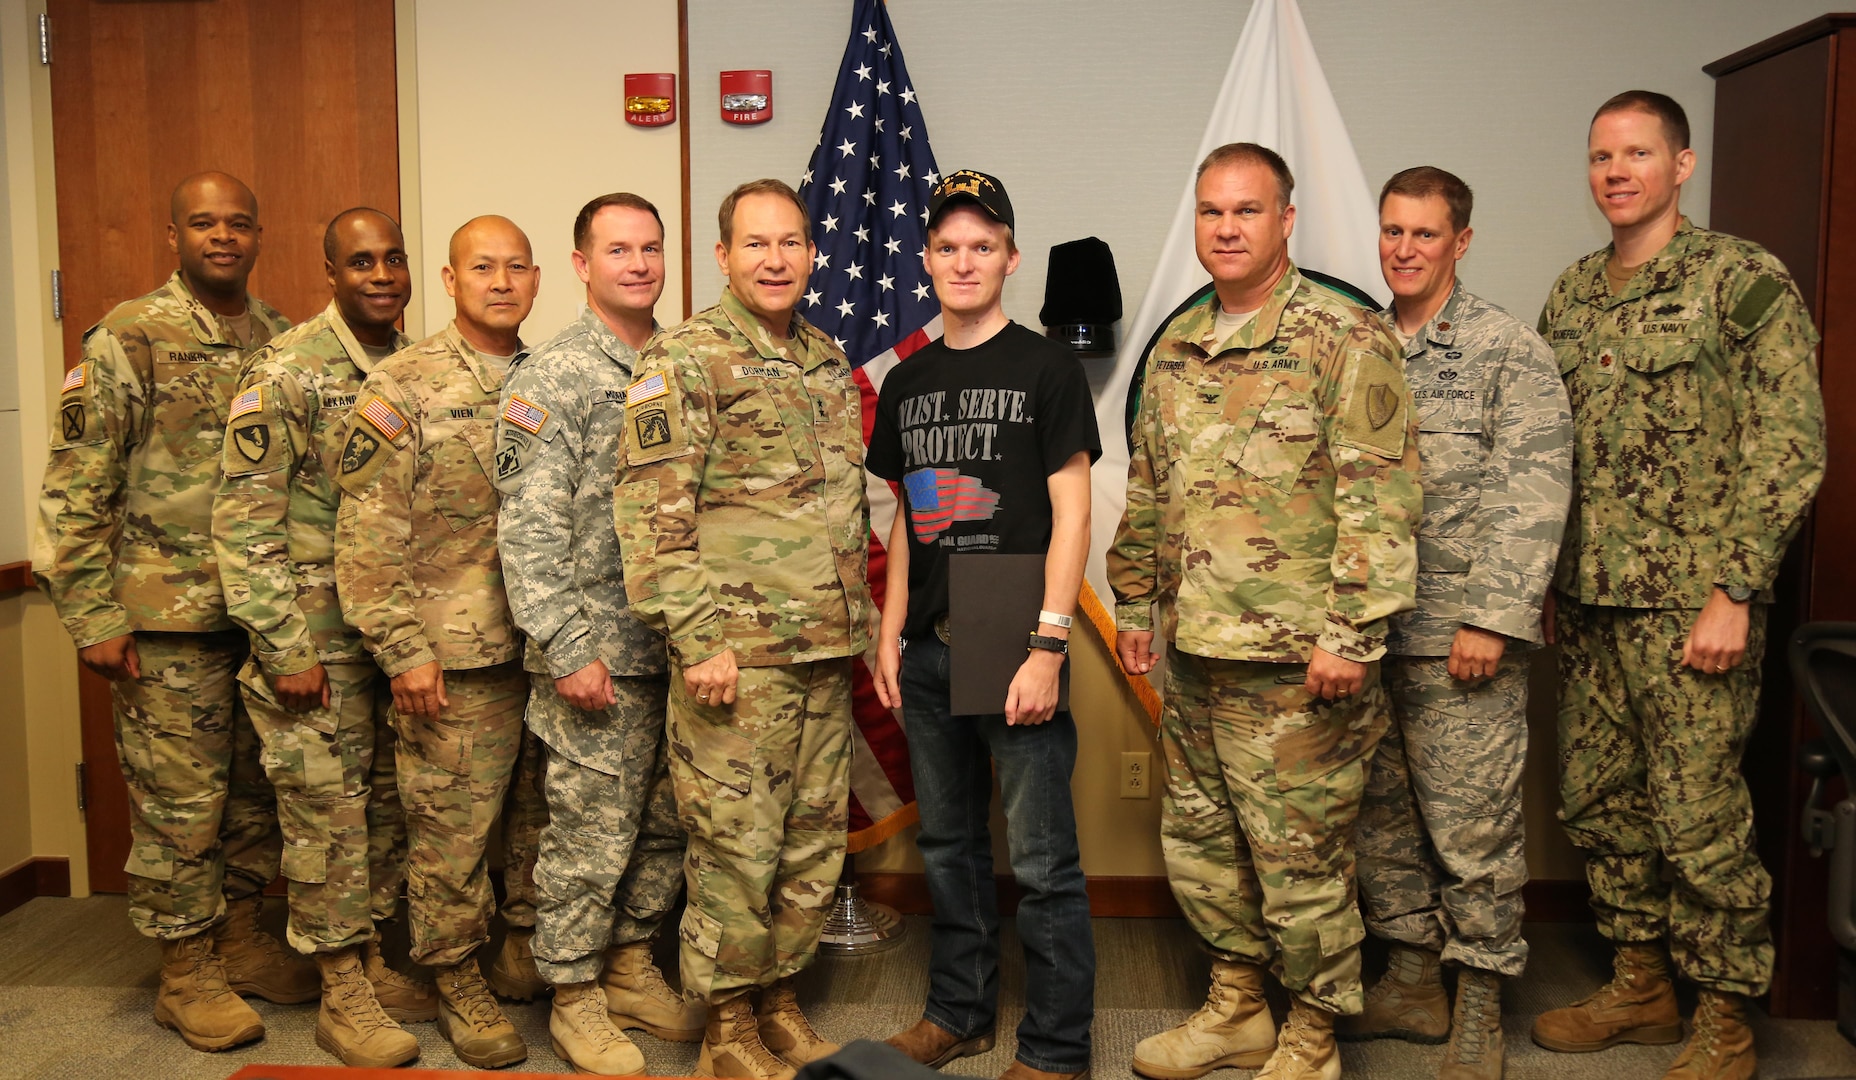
1,895,1852,1078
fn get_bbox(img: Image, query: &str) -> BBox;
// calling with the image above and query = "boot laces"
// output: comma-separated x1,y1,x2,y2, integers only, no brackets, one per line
1685,997,1727,1057
366,945,426,993
444,965,507,1031
569,987,624,1050
621,948,680,1003
1451,977,1497,1062
724,999,790,1073
331,957,398,1033
766,981,824,1043
1277,1007,1321,1059
1571,951,1650,1009
178,934,238,1003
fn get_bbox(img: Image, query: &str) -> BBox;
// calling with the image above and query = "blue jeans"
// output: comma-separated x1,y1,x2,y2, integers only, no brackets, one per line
899,635,1095,1072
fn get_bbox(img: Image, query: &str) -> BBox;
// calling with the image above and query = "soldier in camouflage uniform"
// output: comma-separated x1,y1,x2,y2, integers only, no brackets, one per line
495,192,701,1075
335,215,540,1070
1110,145,1422,1080
615,179,873,1080
1530,93,1826,1080
1341,168,1573,1080
212,208,436,1068
34,172,315,1053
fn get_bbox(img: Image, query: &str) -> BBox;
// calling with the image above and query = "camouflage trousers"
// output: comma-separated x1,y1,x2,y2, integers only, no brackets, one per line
669,657,851,1003
112,630,279,940
393,660,529,967
240,657,407,954
1354,654,1529,977
1556,599,1774,996
531,672,686,985
1159,646,1389,1013
499,726,547,930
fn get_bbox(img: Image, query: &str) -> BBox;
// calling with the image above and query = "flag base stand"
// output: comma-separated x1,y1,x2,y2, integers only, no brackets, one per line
817,854,905,954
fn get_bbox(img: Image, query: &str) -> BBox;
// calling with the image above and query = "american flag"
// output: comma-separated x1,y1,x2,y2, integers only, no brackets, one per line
502,394,548,435
228,386,263,421
903,468,1002,543
798,0,941,852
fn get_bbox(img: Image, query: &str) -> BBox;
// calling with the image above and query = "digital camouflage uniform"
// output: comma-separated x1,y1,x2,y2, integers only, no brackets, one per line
212,300,413,954
1352,283,1572,978
615,288,873,1003
495,308,685,986
36,272,289,940
1108,264,1422,1013
1542,218,1826,996
334,321,530,968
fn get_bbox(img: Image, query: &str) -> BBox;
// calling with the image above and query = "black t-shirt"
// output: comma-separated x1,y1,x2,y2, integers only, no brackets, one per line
867,321,1102,640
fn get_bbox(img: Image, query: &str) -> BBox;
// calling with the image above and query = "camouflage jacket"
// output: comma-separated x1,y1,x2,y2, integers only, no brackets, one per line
213,300,411,675
35,271,289,646
614,288,873,668
1385,284,1572,656
334,322,522,676
1109,264,1422,663
1541,218,1826,608
495,307,667,688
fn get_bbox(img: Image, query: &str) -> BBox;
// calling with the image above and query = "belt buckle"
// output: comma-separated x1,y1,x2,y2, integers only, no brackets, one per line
934,615,950,645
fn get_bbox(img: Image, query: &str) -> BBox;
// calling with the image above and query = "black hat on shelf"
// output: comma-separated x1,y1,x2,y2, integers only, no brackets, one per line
1040,236,1122,356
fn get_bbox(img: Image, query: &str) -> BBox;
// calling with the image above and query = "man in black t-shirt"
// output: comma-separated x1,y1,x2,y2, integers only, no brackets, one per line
868,170,1101,1080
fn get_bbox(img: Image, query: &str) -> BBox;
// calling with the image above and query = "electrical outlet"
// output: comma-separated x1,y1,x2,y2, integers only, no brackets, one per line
1121,751,1152,798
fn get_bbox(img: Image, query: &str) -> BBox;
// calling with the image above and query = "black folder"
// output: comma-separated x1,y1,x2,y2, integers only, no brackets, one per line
947,552,1070,716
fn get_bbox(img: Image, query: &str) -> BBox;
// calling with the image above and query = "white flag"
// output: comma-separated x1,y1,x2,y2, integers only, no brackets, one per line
1086,0,1386,602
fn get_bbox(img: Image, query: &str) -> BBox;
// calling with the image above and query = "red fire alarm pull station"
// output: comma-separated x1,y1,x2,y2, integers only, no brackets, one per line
719,70,772,124
624,73,676,127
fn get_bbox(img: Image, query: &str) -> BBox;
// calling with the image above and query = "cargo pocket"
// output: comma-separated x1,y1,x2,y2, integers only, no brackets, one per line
1616,340,1700,431
1231,378,1319,493
679,902,723,960
724,390,802,492
124,842,176,882
671,710,757,859
395,708,473,777
281,841,329,884
429,426,499,531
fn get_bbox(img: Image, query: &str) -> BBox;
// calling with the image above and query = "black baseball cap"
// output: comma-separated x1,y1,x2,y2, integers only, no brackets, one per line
928,169,1015,231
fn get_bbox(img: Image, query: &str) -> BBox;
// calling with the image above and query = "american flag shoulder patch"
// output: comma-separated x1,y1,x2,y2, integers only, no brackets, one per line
228,386,264,421
502,394,548,435
626,372,669,406
61,365,87,394
359,396,408,440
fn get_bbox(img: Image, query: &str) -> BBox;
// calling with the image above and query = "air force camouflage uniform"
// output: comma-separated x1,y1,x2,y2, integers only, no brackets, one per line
495,308,685,986
334,322,530,968
1353,284,1572,977
615,288,873,1002
36,271,290,939
212,300,412,954
1543,219,1826,996
1109,264,1422,1012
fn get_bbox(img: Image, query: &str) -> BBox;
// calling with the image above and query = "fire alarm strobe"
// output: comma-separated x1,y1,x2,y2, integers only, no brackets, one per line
624,72,676,127
720,70,772,124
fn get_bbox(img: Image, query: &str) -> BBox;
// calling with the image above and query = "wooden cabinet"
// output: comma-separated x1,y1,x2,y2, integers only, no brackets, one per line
1707,13,1856,1020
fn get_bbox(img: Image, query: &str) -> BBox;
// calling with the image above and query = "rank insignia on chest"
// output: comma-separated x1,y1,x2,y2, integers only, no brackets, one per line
233,422,270,463
633,405,672,449
1437,369,1459,382
341,427,381,473
1597,348,1616,371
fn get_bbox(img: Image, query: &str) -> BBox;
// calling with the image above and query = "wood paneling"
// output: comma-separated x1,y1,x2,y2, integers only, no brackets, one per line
47,0,400,893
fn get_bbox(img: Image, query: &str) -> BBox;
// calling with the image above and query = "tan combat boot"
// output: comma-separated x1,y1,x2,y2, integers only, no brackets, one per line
885,1017,997,1068
696,991,797,1079
602,940,706,1041
313,947,420,1068
757,976,839,1067
364,935,439,1022
1132,958,1276,1079
1439,968,1503,1080
1663,991,1756,1080
1336,945,1449,1043
551,980,646,1076
487,924,550,1001
215,895,320,1004
434,956,529,1068
1531,943,1682,1052
153,933,266,1051
1256,999,1340,1080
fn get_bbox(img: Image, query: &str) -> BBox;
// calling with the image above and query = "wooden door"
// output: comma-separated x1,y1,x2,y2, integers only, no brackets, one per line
47,0,401,893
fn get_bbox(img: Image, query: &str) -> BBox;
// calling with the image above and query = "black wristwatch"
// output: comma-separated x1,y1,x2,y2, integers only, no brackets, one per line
1718,584,1756,603
1027,633,1068,655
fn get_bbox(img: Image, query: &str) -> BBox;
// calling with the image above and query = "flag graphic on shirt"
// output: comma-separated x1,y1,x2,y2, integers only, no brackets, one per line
902,467,1002,543
797,0,945,852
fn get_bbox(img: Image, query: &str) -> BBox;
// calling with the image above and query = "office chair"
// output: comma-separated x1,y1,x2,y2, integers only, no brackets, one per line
1789,621,1856,1047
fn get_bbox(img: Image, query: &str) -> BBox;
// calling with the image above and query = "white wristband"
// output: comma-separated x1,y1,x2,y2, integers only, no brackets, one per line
1038,609,1074,629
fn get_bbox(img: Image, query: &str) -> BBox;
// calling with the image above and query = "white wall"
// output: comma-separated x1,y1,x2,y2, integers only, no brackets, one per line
690,0,1832,333
407,0,685,343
